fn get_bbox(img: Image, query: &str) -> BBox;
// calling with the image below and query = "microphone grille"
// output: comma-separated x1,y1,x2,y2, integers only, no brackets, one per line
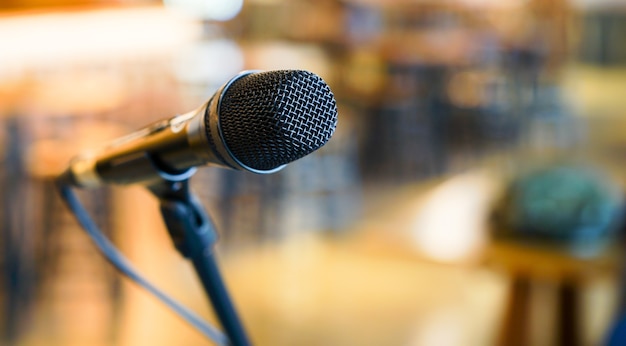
216,70,338,171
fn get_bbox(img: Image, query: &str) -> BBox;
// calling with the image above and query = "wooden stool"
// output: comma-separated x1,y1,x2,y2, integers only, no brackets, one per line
486,241,619,346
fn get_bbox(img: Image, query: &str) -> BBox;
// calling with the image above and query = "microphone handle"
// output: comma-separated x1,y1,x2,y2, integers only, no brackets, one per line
69,104,217,188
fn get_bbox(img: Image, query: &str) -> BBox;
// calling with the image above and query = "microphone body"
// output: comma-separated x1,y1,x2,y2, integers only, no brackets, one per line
67,70,338,188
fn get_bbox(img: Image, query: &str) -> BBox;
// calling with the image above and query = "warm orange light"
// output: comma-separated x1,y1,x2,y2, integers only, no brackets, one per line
0,7,201,73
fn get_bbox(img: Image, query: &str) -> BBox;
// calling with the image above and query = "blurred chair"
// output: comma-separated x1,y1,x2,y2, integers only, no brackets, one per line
1,118,39,345
488,164,624,346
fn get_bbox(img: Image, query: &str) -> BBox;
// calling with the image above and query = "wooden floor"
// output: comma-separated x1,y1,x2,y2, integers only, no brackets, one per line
18,179,622,346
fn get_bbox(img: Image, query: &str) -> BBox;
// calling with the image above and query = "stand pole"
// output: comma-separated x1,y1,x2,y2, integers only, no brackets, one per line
148,179,250,346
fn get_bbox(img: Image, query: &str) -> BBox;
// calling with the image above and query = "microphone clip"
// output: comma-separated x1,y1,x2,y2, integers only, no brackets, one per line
148,179,218,258
146,177,251,346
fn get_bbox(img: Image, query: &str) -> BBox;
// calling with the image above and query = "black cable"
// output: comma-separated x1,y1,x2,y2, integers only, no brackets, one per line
55,176,228,346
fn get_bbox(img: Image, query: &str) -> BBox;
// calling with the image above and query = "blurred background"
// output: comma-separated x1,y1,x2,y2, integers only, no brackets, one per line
1,0,626,345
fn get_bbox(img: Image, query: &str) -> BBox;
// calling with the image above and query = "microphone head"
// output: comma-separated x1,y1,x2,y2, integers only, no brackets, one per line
214,70,338,171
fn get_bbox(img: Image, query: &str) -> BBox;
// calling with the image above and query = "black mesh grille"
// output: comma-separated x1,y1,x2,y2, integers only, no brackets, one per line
215,70,338,171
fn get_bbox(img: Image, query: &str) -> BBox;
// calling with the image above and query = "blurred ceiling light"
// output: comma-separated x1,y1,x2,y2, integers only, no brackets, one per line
246,42,333,84
411,171,499,263
164,0,243,21
173,39,244,85
0,7,201,74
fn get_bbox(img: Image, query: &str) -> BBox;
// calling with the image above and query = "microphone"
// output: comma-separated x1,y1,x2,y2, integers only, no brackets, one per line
65,70,338,188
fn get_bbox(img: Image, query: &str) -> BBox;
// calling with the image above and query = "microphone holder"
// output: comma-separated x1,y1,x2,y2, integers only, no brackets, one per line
147,178,250,346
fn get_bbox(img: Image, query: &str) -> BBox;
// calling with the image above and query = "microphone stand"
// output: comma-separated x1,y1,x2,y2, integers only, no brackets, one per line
147,177,250,346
